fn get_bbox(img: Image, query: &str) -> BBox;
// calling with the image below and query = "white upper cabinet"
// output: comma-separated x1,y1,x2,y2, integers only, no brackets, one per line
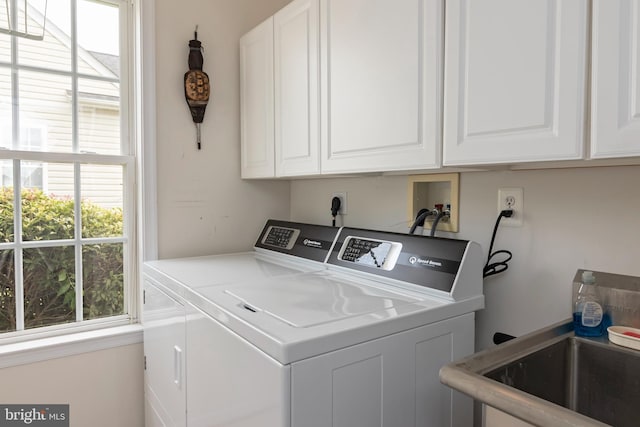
240,18,275,179
590,0,640,158
320,0,444,174
274,0,320,176
443,0,588,166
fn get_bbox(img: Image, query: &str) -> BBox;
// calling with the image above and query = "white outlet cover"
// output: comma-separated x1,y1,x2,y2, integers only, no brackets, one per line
497,188,523,226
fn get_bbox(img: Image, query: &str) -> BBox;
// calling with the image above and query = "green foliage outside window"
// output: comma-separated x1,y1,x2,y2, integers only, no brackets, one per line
0,188,124,332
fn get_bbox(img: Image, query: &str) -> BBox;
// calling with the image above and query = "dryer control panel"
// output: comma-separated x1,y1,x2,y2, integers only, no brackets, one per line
255,220,340,263
261,225,300,250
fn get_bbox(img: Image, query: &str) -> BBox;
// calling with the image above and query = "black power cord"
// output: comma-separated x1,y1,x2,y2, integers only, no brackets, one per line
409,209,432,234
410,209,450,236
429,211,449,237
483,209,514,278
331,197,341,227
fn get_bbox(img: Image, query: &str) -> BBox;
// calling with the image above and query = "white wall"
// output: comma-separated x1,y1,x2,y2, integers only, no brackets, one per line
0,344,143,427
290,166,640,350
154,0,292,259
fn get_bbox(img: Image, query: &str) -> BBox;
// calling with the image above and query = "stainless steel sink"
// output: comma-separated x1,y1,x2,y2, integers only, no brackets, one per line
440,320,640,427
484,335,640,427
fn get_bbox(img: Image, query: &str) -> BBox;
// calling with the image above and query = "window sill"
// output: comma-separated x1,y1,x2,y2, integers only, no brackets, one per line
0,324,143,369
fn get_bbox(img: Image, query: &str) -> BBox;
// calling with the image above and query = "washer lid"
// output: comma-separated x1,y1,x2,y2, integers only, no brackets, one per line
224,273,424,328
145,252,323,290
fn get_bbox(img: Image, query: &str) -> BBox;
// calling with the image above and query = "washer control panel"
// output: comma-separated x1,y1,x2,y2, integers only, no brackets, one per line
329,227,471,293
338,236,402,271
261,225,300,250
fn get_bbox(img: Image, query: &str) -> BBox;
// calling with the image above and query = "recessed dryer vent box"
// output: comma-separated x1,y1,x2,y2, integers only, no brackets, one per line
408,173,459,233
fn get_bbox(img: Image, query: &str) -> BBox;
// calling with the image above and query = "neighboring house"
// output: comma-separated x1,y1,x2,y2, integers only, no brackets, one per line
0,7,122,209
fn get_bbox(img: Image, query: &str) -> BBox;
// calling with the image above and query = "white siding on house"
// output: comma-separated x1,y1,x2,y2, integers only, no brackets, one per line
0,8,11,62
33,162,124,211
44,162,74,197
0,34,8,62
0,68,11,133
78,79,120,156
81,164,123,210
18,31,72,72
18,70,73,151
79,105,120,155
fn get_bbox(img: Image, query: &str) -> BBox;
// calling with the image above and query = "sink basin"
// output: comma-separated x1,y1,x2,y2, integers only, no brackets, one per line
484,335,640,427
440,320,640,427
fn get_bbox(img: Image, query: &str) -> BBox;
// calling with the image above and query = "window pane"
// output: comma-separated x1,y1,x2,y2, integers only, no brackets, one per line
1,162,13,242
83,243,123,320
78,78,120,154
23,246,76,329
21,161,43,188
17,0,72,72
0,250,15,333
19,70,72,152
81,164,123,238
0,8,11,62
0,67,12,149
22,162,75,241
78,0,120,78
41,161,74,196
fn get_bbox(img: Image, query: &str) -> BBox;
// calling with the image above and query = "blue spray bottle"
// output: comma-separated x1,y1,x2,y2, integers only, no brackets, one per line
573,271,605,337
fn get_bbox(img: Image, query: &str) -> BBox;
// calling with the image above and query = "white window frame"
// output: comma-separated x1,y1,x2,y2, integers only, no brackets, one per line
0,0,139,344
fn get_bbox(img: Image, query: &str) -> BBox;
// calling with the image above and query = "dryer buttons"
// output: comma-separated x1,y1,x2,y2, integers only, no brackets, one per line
262,226,300,250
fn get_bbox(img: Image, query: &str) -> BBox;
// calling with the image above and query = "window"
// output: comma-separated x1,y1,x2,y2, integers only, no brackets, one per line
0,0,135,338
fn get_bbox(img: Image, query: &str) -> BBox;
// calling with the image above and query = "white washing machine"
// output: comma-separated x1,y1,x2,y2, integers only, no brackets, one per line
143,220,340,426
143,220,484,427
144,220,340,296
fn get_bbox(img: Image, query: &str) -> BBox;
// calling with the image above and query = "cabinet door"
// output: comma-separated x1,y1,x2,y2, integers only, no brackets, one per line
591,0,640,158
186,304,290,427
320,0,443,174
274,0,320,176
143,280,186,427
240,18,275,178
291,313,475,427
443,0,588,165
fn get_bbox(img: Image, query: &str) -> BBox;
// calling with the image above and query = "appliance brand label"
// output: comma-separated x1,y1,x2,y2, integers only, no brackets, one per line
409,256,442,268
296,237,331,250
303,239,323,248
402,254,460,275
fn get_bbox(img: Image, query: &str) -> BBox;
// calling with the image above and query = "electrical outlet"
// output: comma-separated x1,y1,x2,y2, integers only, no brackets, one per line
331,192,348,215
497,188,523,226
